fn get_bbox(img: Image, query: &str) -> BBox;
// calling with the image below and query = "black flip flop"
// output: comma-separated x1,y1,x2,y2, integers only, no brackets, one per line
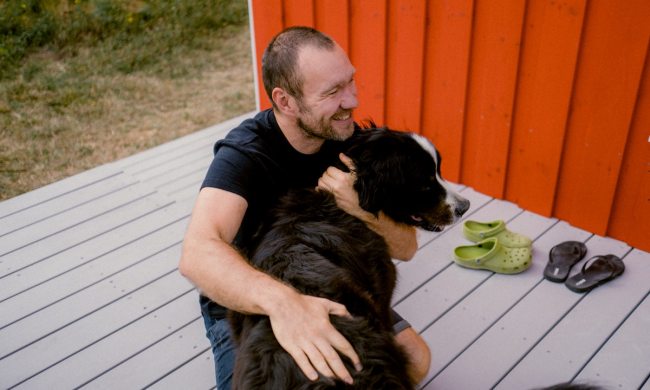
565,255,625,293
544,241,588,282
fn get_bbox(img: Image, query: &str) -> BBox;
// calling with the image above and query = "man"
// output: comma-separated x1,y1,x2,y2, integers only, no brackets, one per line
179,26,430,389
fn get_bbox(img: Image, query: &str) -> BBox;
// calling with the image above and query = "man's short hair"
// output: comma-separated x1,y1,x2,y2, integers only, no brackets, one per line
262,26,335,108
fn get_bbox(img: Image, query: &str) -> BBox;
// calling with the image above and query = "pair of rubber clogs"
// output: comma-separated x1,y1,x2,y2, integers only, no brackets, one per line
453,220,533,274
544,241,625,293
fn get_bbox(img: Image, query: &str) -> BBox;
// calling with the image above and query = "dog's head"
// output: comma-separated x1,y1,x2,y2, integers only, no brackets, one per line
342,126,470,232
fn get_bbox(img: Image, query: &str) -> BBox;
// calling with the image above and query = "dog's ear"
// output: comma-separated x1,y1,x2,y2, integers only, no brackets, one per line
355,167,386,216
350,131,411,215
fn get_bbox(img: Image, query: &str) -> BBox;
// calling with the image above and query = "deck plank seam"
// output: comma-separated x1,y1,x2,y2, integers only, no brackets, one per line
0,171,125,220
570,288,650,385
0,196,176,279
417,217,570,387
641,371,650,388
0,209,188,304
490,245,636,389
141,345,212,390
0,179,142,239
126,144,212,178
6,289,197,390
167,179,203,198
113,116,240,172
0,238,183,329
75,312,200,390
0,189,160,258
489,293,588,389
418,275,546,390
1,267,189,362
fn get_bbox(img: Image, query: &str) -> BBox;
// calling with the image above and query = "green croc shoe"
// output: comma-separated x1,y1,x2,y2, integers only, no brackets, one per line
453,238,532,274
463,220,532,248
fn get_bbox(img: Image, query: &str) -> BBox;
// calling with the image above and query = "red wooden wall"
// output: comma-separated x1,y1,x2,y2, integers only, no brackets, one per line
249,0,650,252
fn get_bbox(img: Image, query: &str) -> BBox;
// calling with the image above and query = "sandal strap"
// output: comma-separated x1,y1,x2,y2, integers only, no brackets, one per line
581,255,617,274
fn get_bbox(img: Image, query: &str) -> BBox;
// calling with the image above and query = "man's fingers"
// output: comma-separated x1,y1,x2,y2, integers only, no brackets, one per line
289,348,319,381
317,167,347,193
315,340,354,384
269,294,361,384
303,343,337,381
339,153,356,172
327,327,362,373
324,299,352,318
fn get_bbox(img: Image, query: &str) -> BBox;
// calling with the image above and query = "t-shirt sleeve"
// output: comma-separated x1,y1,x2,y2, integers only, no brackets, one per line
200,145,260,203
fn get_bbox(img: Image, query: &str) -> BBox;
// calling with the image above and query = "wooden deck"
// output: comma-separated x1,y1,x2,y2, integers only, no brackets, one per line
1,111,648,390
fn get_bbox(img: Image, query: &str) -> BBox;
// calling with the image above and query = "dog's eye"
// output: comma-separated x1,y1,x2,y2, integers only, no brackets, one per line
421,177,438,192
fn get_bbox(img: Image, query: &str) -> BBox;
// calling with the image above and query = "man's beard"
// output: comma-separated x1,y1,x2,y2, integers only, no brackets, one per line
296,106,352,142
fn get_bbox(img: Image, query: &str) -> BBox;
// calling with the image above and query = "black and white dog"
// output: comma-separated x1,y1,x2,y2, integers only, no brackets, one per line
229,125,470,389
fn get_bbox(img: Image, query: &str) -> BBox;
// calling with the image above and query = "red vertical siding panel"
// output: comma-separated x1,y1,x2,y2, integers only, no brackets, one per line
608,50,650,252
384,0,427,132
249,1,650,249
505,0,586,216
554,0,650,235
314,0,350,53
461,0,526,198
421,0,474,182
283,0,314,27
250,0,284,110
349,0,387,124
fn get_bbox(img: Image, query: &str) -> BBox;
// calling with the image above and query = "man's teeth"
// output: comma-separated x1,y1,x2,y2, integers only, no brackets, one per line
333,113,351,120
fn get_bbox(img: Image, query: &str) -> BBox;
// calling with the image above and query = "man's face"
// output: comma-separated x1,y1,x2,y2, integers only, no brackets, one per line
294,44,358,141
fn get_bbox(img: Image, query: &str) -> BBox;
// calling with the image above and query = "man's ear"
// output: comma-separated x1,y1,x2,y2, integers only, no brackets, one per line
271,87,297,116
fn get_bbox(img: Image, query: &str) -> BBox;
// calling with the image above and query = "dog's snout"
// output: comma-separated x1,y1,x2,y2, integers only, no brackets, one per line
455,197,470,218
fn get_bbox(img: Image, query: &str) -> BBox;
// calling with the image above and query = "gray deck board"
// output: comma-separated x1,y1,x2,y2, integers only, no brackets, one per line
575,282,650,389
77,318,208,389
2,272,195,388
0,172,138,237
0,198,185,304
418,220,593,385
496,247,649,390
393,188,492,304
145,350,216,390
0,218,187,331
0,164,122,219
423,235,634,390
0,191,173,275
0,181,161,255
1,111,648,390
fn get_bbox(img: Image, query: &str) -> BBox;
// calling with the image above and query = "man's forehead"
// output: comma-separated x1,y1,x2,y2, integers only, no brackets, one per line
297,44,354,90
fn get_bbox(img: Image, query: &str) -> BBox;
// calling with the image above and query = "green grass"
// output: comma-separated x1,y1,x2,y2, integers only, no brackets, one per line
1,0,249,79
0,0,255,200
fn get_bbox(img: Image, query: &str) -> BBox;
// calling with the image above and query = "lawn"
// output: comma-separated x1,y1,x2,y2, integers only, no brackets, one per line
0,0,255,200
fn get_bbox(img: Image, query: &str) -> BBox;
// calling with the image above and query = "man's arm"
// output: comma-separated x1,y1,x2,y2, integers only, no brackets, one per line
179,187,361,383
317,154,418,261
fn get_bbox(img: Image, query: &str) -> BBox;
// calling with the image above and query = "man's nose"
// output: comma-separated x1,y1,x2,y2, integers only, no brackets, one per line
341,81,358,110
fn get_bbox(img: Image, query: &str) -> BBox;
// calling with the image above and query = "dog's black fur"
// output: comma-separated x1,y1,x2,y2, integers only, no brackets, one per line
229,126,469,389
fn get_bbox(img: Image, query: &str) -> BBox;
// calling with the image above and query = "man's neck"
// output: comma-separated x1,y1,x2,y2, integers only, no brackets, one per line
274,111,324,155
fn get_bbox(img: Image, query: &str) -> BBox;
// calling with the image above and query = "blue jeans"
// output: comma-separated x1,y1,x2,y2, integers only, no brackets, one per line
201,310,236,390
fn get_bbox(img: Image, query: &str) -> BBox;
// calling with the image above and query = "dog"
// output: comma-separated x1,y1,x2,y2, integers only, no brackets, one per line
229,125,470,389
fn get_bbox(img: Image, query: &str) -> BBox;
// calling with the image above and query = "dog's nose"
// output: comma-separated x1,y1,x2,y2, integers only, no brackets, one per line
455,198,470,218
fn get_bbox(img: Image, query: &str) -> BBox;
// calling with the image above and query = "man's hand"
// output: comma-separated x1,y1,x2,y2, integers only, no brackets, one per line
318,153,418,260
268,291,361,384
317,153,364,218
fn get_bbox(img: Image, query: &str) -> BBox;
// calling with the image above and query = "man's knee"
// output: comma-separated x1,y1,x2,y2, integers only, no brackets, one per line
395,327,431,384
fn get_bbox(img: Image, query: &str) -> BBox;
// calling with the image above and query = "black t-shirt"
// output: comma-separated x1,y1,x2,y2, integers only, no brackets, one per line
199,109,347,317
